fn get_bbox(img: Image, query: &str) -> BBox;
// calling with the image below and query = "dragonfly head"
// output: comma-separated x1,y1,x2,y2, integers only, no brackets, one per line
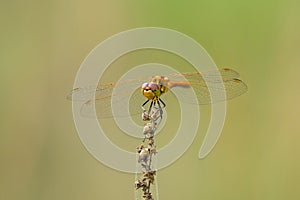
141,82,160,100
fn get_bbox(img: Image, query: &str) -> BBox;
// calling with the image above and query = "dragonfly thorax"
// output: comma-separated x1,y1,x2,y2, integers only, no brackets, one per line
141,76,169,100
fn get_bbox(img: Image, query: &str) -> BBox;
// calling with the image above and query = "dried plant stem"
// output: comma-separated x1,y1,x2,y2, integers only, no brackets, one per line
135,105,162,200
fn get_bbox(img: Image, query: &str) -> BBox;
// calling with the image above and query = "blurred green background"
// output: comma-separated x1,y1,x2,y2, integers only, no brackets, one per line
1,0,300,200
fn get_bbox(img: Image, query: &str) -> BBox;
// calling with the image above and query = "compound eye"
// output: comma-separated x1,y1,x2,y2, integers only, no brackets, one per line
149,82,159,91
142,83,149,89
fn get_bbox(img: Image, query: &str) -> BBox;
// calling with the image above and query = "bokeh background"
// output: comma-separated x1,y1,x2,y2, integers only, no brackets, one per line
1,1,300,200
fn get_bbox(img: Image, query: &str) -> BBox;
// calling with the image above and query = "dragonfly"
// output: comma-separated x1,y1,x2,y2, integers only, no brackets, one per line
67,68,248,119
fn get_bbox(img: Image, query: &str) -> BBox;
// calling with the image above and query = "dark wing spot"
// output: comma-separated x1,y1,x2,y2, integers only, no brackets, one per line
232,78,241,83
72,87,81,92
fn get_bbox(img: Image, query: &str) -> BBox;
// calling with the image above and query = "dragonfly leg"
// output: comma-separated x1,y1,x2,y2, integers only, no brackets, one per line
141,99,150,111
148,101,154,114
159,98,166,108
157,99,164,119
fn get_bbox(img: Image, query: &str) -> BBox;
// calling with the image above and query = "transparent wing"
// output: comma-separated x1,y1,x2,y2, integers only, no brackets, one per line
67,78,148,118
66,77,149,102
80,87,146,118
169,68,240,83
168,68,248,104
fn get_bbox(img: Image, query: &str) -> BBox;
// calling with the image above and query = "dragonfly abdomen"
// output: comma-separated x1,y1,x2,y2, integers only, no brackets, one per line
168,81,191,88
